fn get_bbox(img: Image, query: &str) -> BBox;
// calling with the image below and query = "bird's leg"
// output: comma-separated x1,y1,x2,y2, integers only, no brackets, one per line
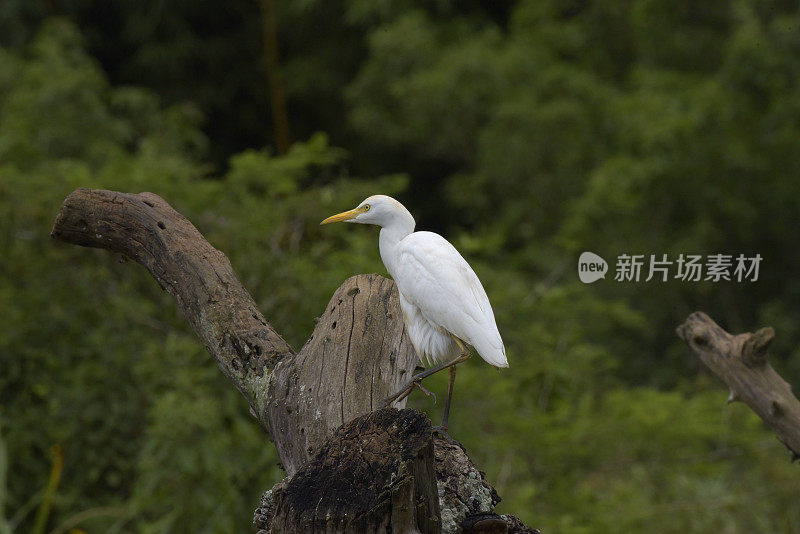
379,337,471,411
391,379,436,406
439,364,457,431
378,358,456,409
437,337,470,433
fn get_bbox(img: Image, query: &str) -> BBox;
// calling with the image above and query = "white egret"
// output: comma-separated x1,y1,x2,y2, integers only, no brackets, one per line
321,195,507,430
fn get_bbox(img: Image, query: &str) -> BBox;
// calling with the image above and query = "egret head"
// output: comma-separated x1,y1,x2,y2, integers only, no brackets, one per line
320,195,415,230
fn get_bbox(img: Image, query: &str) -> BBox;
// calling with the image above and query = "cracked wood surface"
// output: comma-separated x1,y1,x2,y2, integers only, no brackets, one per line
266,274,417,475
677,311,800,460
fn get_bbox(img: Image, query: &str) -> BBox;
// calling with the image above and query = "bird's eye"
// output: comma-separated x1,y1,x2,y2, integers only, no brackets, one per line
364,204,370,211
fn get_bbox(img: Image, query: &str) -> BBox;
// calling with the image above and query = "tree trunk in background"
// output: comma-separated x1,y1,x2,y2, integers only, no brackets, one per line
51,188,538,533
259,0,291,155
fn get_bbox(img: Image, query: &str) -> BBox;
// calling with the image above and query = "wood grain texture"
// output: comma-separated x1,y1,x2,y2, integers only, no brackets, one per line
266,274,417,475
677,311,800,460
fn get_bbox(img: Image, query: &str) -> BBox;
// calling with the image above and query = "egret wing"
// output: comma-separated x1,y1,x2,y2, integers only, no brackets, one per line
393,232,507,367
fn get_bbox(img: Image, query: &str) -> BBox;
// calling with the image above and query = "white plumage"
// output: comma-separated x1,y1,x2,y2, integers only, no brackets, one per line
321,194,507,427
393,231,507,368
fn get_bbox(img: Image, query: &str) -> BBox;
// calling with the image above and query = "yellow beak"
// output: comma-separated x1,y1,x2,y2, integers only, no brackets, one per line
320,206,367,225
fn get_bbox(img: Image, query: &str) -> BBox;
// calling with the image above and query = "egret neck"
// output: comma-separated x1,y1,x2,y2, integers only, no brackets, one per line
377,207,415,278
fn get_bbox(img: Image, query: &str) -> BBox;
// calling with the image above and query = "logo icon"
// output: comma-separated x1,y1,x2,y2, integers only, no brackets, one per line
578,252,608,283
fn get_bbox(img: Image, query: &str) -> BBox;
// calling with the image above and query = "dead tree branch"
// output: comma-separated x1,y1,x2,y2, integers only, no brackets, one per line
677,311,800,461
51,188,292,423
51,188,536,533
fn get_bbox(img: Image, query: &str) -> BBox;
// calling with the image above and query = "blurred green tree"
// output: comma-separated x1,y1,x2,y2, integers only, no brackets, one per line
0,20,403,532
2,1,800,532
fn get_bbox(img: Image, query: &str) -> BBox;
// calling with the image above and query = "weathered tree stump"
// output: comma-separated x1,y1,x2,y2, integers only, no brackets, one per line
266,274,416,475
255,408,440,533
51,188,537,533
677,311,800,461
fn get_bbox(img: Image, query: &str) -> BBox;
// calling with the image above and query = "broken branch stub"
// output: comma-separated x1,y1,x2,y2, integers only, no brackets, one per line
677,311,800,460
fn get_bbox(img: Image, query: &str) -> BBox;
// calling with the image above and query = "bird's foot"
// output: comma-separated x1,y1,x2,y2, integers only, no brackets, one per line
416,381,437,400
431,425,463,447
378,378,437,409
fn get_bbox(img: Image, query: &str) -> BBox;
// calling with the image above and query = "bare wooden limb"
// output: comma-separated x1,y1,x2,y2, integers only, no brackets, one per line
50,188,292,413
677,311,800,460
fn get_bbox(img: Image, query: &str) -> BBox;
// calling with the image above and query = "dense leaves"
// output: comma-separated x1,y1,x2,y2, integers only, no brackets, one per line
2,2,799,532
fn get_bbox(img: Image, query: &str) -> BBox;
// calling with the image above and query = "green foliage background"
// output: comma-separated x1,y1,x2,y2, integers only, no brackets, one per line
1,1,799,532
